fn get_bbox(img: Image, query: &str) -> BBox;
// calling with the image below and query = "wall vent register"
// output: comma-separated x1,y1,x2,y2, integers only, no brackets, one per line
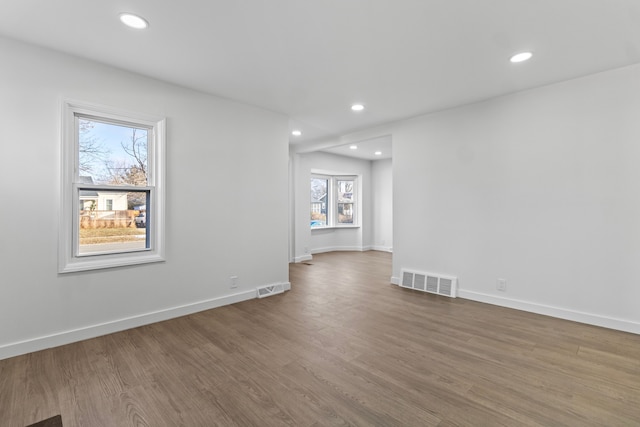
400,269,458,298
256,283,285,298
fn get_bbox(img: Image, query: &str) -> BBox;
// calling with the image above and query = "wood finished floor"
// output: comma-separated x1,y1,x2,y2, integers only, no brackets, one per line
2,251,640,426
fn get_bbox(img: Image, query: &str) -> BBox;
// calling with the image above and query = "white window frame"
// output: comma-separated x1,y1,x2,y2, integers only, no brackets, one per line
310,175,330,228
59,100,166,273
310,173,359,229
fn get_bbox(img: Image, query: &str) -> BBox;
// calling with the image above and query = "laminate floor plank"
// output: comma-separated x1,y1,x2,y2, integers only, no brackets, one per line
1,357,26,427
291,349,443,426
22,351,61,426
3,251,640,426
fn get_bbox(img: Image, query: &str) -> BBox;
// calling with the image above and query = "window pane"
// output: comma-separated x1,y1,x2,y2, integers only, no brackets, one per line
310,178,328,227
338,203,354,224
337,180,353,203
78,189,148,255
79,119,148,187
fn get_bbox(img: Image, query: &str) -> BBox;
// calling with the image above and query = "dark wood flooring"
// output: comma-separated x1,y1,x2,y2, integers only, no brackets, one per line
2,251,640,426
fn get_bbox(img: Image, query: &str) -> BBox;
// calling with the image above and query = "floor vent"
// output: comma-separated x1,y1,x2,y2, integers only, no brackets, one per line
256,283,285,298
400,269,457,298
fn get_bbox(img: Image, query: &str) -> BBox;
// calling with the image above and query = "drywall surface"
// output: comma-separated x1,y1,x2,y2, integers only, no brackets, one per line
372,158,393,252
0,36,290,358
392,63,640,333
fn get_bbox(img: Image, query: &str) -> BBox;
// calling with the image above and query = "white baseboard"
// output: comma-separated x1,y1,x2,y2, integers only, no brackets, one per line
0,283,290,360
311,246,367,254
311,246,360,254
458,289,640,335
294,248,389,263
389,280,640,334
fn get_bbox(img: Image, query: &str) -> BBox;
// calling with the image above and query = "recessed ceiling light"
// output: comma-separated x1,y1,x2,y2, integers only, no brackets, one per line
351,104,365,112
119,13,149,29
349,145,358,150
374,151,382,156
291,130,302,136
510,52,533,63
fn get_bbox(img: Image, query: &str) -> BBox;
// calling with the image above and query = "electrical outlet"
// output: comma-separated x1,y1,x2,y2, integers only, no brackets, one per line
304,247,309,254
497,278,507,292
229,275,238,289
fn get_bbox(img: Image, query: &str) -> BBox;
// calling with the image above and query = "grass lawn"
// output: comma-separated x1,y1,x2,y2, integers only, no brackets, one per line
79,227,146,244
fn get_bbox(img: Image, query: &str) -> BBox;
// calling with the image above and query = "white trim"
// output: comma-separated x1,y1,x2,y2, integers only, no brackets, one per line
292,254,313,263
311,168,357,177
59,99,166,273
389,279,639,334
311,245,367,254
458,289,640,335
311,225,360,230
370,245,393,253
0,282,291,360
60,251,165,273
295,247,387,262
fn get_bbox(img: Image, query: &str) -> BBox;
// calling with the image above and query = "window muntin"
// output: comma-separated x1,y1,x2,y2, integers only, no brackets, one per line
310,175,357,228
60,101,165,273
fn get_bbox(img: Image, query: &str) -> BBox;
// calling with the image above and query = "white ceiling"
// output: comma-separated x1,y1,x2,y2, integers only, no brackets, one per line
2,1,640,159
321,136,392,161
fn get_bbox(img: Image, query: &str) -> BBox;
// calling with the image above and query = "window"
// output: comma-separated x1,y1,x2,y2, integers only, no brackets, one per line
59,100,165,273
310,177,328,227
336,179,354,224
310,174,357,228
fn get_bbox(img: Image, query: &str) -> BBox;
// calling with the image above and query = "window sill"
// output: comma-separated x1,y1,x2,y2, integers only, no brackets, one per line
311,225,360,231
59,251,165,273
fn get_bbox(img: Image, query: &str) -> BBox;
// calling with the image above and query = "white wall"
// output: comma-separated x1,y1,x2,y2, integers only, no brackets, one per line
0,36,290,359
371,158,393,252
392,63,640,334
292,151,373,260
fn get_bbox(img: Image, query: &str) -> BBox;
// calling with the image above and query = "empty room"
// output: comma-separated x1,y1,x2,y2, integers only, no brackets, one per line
1,1,640,426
